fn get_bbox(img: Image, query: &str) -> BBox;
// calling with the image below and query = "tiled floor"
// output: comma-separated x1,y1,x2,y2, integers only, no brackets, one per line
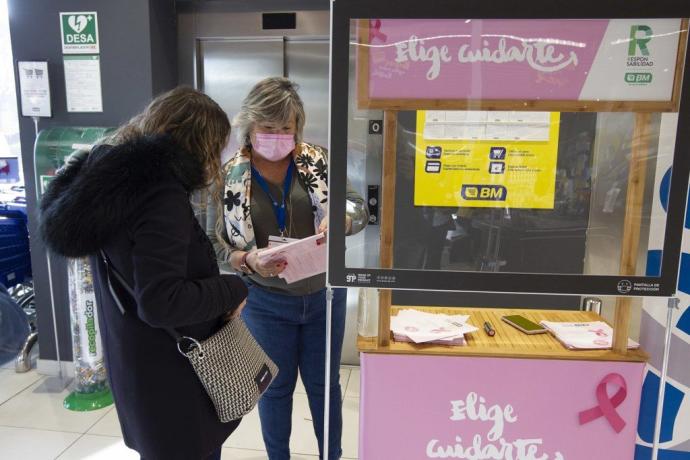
0,366,360,459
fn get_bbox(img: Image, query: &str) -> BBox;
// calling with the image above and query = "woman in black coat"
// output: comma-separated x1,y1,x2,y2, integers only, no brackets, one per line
39,87,248,460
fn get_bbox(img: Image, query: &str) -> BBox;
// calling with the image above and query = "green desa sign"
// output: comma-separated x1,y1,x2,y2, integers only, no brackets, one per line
60,12,99,54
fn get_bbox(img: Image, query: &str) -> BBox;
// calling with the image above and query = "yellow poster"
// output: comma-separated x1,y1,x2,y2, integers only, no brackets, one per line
414,111,560,209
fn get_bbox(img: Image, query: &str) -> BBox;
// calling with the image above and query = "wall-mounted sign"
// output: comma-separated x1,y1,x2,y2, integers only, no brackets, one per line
17,61,51,117
60,12,99,55
414,111,560,209
362,18,683,107
64,55,103,113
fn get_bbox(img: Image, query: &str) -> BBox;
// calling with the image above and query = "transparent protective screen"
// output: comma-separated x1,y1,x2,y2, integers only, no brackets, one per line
344,18,687,279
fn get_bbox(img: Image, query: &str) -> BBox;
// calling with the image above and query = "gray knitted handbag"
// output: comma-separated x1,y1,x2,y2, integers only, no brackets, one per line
177,316,279,421
100,250,278,422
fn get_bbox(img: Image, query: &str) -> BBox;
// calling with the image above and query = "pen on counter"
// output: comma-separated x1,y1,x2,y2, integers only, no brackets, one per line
483,321,496,337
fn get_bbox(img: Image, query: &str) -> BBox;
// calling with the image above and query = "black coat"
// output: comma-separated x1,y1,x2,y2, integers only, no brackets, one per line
40,136,248,460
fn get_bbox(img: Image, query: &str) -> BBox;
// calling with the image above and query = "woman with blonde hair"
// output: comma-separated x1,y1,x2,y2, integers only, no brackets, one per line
40,87,248,460
209,77,368,459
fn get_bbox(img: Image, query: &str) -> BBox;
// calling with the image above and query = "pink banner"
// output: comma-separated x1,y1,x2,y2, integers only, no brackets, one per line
366,19,609,101
360,353,645,459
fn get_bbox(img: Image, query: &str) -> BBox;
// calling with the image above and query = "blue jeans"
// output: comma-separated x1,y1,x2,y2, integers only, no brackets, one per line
242,284,347,460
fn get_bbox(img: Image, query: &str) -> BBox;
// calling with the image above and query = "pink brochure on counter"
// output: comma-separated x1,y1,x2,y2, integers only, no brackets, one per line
256,232,327,284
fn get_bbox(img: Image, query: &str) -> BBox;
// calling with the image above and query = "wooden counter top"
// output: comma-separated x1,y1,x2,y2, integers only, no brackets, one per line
357,306,648,363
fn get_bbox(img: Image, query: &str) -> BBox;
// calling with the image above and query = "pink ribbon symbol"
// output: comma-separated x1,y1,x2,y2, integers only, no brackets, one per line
578,373,628,433
369,19,387,44
589,328,608,337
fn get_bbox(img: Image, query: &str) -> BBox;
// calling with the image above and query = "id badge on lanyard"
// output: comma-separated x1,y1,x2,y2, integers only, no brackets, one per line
267,235,299,248
252,161,295,238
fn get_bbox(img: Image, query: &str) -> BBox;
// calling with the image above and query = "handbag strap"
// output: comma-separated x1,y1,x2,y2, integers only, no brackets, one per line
99,249,184,344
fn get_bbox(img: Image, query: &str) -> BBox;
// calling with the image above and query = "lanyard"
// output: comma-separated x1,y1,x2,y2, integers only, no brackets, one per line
252,161,294,236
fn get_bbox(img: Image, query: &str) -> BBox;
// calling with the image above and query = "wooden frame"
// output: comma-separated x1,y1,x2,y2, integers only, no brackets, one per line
328,3,690,360
377,110,398,347
355,18,690,353
330,8,690,298
363,307,648,362
372,101,661,353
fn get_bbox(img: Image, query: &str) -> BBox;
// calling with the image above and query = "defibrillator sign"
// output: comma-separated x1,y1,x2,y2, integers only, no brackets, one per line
60,12,99,54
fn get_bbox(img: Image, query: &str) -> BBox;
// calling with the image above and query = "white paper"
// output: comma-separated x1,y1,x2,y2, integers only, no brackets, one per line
426,110,446,122
18,61,51,117
257,232,326,284
540,321,640,350
423,124,445,140
509,124,551,141
267,235,299,248
391,309,478,344
441,124,464,139
444,124,485,140
424,111,551,141
443,111,468,122
446,111,487,122
511,112,550,123
487,111,514,123
485,124,508,139
64,55,103,113
393,332,466,346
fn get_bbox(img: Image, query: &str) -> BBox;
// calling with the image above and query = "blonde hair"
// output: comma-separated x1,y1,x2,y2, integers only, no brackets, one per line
232,77,305,147
108,86,230,248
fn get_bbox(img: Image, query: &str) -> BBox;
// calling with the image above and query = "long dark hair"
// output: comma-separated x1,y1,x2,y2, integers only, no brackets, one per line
109,86,230,242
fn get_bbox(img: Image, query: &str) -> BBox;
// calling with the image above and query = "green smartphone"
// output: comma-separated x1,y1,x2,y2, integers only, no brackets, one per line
501,315,547,335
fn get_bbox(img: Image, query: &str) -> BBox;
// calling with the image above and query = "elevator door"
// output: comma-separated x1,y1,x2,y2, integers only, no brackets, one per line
285,39,330,149
197,37,330,153
198,38,284,153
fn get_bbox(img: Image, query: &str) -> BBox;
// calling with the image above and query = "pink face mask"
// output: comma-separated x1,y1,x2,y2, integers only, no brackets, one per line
253,133,295,161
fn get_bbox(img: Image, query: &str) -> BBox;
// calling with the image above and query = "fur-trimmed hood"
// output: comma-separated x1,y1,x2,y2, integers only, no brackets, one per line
40,135,205,258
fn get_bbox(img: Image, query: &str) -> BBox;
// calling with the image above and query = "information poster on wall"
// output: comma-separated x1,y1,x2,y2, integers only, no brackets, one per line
414,110,560,209
64,55,103,113
17,61,51,117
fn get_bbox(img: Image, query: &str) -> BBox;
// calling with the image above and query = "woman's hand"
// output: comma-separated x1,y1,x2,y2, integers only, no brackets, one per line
247,250,287,279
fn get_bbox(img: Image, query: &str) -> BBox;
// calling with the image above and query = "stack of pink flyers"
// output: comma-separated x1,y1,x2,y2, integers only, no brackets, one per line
390,309,478,346
540,321,640,350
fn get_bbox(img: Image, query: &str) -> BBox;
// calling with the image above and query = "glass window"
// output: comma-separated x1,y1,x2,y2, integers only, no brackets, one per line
329,16,689,296
0,0,23,186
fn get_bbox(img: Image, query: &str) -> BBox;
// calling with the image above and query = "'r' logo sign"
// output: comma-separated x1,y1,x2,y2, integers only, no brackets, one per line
629,25,653,57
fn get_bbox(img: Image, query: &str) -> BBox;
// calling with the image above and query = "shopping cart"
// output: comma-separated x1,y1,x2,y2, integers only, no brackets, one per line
0,210,31,288
0,210,36,372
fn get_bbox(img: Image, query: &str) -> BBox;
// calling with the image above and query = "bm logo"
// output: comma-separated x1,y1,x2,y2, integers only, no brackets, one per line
461,185,507,201
625,72,652,84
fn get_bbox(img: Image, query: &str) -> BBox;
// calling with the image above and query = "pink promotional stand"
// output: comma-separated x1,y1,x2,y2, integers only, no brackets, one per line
326,2,690,459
